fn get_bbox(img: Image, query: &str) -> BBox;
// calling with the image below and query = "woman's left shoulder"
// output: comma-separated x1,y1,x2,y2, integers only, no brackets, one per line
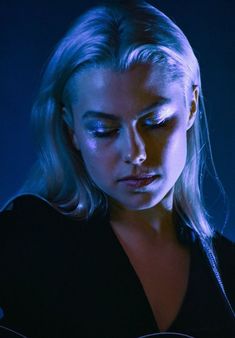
213,232,235,260
213,232,235,305
213,232,235,273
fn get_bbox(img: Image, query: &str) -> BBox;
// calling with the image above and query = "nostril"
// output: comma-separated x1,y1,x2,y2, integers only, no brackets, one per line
124,152,146,164
136,153,147,164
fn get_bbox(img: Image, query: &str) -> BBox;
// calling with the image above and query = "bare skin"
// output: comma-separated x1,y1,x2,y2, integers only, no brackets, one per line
110,197,190,332
64,64,198,331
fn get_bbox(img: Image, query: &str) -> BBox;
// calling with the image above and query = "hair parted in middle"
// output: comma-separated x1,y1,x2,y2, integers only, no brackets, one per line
21,1,220,248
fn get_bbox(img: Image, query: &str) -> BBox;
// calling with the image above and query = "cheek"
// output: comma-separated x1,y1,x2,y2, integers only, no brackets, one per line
78,137,116,182
148,119,187,164
78,133,98,153
161,126,188,171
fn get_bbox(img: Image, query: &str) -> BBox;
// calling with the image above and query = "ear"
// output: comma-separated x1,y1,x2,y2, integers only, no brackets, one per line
187,85,199,131
62,107,80,150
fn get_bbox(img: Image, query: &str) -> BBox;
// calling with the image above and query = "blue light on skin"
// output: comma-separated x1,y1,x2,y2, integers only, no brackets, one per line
83,103,175,138
62,64,199,332
63,63,198,234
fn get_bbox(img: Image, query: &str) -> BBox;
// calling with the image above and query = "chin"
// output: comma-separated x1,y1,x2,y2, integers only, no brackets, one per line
116,195,163,211
125,187,174,210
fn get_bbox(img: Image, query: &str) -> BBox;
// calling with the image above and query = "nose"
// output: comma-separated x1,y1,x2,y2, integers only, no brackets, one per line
123,127,147,165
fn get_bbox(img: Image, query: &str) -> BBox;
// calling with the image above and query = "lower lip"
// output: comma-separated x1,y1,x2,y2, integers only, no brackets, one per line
119,176,158,188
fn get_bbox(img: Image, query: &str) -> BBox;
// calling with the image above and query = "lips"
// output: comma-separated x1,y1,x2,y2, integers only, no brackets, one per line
117,174,158,188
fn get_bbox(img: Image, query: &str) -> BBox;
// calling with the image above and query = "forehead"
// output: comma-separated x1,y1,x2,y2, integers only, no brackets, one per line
65,64,184,117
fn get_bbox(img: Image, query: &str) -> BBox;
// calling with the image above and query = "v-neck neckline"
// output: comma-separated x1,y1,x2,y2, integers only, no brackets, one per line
102,215,196,334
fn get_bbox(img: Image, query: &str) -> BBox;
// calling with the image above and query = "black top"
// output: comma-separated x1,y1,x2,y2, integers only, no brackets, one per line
0,195,234,338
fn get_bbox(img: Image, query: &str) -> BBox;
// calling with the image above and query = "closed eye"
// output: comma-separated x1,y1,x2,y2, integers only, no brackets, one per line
89,129,119,138
143,118,168,128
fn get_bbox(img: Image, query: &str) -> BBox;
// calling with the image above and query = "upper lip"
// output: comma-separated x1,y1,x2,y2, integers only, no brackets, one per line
117,174,157,181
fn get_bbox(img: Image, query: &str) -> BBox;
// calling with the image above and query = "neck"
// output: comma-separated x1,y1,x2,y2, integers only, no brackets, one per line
109,192,177,244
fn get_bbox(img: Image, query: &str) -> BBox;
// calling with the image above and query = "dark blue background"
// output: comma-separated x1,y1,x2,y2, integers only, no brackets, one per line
1,0,234,240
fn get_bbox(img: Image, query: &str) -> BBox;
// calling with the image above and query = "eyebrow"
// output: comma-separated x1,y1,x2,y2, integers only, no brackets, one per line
82,97,171,121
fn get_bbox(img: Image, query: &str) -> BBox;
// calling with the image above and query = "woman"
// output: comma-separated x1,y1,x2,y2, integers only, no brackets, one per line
0,1,234,337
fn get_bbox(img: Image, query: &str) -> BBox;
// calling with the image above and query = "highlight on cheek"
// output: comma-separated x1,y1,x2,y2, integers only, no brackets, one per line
82,136,100,153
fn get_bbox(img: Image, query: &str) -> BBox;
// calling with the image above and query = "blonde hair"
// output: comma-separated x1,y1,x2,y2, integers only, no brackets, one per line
20,1,222,246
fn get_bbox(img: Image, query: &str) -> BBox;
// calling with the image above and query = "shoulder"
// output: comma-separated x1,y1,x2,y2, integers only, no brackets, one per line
0,194,106,280
0,193,65,224
212,231,235,276
213,232,235,307
213,232,235,263
0,194,92,253
0,193,92,230
0,193,107,246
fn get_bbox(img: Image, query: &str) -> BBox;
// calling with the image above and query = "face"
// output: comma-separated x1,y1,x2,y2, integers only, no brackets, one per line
64,64,197,212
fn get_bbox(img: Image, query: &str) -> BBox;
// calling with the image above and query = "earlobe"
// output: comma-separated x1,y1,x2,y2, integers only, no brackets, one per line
187,85,199,130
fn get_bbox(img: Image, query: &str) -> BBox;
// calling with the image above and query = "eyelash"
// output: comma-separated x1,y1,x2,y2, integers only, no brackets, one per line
92,129,119,137
144,119,167,128
91,119,168,138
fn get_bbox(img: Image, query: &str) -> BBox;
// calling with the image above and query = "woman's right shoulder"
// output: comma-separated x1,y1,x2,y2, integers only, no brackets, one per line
0,194,101,265
0,194,65,226
0,193,92,239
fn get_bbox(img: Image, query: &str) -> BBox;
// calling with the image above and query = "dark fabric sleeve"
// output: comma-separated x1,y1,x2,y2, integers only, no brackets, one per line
213,233,235,311
0,195,86,337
